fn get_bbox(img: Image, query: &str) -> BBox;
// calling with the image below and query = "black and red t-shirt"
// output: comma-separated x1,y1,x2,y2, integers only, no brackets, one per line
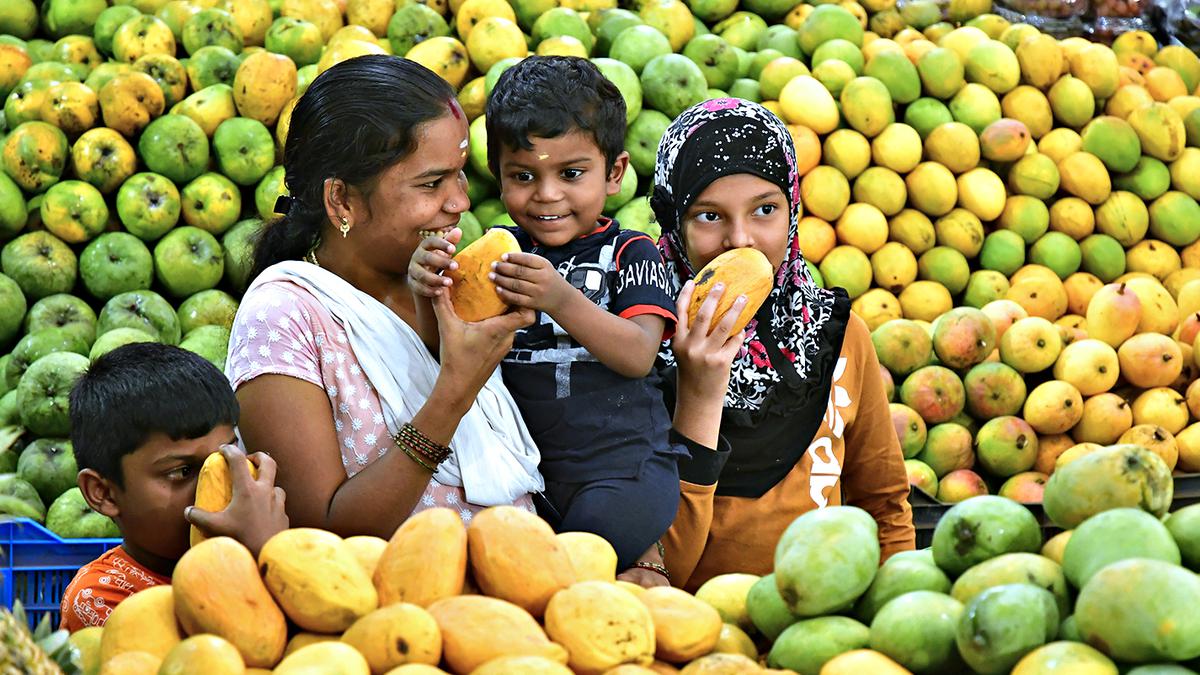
499,219,684,483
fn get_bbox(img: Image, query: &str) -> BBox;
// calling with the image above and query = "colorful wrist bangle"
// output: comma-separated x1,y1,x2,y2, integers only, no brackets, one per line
398,441,438,472
395,423,452,464
633,560,671,581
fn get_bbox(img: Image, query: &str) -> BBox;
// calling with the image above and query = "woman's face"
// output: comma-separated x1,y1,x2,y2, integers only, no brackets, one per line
350,112,471,274
681,173,791,274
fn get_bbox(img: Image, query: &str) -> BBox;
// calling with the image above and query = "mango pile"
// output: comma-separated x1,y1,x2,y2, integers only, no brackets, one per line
690,442,1200,674
0,0,1198,530
62,443,1200,674
76,505,790,675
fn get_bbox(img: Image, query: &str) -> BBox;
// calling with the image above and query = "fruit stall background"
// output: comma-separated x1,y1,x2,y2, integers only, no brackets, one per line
5,0,1200,672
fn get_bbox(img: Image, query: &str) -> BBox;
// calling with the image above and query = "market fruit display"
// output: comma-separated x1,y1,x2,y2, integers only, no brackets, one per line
3,0,1200,639
6,3,1199,529
32,456,1200,674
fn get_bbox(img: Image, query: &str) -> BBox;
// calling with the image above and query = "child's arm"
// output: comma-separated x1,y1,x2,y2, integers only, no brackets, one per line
491,251,665,378
184,444,289,557
407,228,463,352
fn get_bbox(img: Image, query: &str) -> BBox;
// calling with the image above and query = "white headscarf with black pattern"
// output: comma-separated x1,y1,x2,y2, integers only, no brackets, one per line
652,98,841,412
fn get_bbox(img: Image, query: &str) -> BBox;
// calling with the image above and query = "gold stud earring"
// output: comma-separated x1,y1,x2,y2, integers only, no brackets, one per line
339,216,350,238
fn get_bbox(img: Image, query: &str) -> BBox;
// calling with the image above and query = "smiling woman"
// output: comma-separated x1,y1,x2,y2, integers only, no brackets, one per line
227,55,544,538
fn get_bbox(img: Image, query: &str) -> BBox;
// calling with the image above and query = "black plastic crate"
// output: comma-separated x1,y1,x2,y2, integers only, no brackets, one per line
909,474,1200,549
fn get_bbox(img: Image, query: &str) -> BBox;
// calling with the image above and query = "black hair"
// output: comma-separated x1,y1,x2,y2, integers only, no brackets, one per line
485,56,627,176
69,343,239,487
249,55,457,281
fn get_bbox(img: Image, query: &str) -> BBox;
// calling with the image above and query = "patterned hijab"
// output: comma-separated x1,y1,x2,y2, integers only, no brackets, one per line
652,98,842,413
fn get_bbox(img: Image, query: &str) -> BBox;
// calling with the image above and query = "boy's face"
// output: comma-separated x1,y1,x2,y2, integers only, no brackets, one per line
79,425,236,570
497,130,628,248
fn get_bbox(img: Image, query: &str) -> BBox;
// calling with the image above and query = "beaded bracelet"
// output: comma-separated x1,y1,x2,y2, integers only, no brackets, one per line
394,423,452,465
633,560,671,581
398,442,438,472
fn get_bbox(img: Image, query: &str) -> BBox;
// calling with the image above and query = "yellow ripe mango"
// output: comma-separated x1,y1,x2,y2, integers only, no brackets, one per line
98,586,181,664
448,228,521,323
467,506,576,618
556,532,618,582
427,595,569,674
342,603,442,673
284,633,339,657
639,587,723,663
779,75,839,134
172,537,287,668
677,653,761,674
274,642,370,675
232,51,296,127
343,535,388,578
374,507,467,608
258,528,378,633
469,656,574,674
98,651,162,675
157,635,245,675
688,248,775,338
544,581,656,674
190,451,258,547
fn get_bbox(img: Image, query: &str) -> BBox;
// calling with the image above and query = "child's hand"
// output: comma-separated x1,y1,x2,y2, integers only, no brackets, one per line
617,543,671,588
489,252,574,314
672,279,748,400
408,228,462,298
185,445,289,558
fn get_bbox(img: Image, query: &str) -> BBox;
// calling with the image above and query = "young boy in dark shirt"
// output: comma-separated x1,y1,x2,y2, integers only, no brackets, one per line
59,343,287,631
411,56,683,574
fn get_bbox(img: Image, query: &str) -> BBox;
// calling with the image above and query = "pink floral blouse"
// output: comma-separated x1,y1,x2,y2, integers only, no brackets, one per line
226,279,534,524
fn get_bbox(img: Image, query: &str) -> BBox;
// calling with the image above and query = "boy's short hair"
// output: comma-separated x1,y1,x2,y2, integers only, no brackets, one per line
69,343,239,487
485,56,627,175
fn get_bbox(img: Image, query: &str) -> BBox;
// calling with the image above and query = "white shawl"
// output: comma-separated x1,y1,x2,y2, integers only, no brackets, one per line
237,260,544,506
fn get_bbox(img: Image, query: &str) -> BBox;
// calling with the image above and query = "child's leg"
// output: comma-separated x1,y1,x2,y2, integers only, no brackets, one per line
556,452,681,571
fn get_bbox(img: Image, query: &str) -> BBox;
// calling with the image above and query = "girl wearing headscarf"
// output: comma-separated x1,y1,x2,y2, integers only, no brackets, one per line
650,98,914,590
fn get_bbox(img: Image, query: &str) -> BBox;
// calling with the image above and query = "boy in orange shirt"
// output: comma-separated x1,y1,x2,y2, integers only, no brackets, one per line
59,343,288,631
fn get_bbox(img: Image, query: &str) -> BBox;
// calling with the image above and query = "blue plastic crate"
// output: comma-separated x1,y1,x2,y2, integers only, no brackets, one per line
1,517,121,630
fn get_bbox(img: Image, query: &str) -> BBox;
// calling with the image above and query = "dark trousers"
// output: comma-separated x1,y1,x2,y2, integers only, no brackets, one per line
537,450,681,571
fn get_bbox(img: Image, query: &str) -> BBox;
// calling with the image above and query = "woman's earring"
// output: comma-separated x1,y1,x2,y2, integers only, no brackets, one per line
339,216,351,238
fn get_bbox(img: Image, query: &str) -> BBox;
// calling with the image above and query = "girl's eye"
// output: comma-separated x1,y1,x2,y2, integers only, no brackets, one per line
167,465,194,481
514,171,534,182
694,212,720,223
754,204,778,216
421,177,444,189
562,168,583,180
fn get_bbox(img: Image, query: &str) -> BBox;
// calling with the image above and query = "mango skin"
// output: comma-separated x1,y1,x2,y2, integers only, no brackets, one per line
448,227,521,322
190,450,258,547
374,507,468,608
98,586,182,664
172,536,288,668
341,603,443,673
774,506,880,617
466,505,576,618
428,595,569,674
687,247,775,338
257,528,379,633
1042,444,1173,529
1075,558,1200,663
